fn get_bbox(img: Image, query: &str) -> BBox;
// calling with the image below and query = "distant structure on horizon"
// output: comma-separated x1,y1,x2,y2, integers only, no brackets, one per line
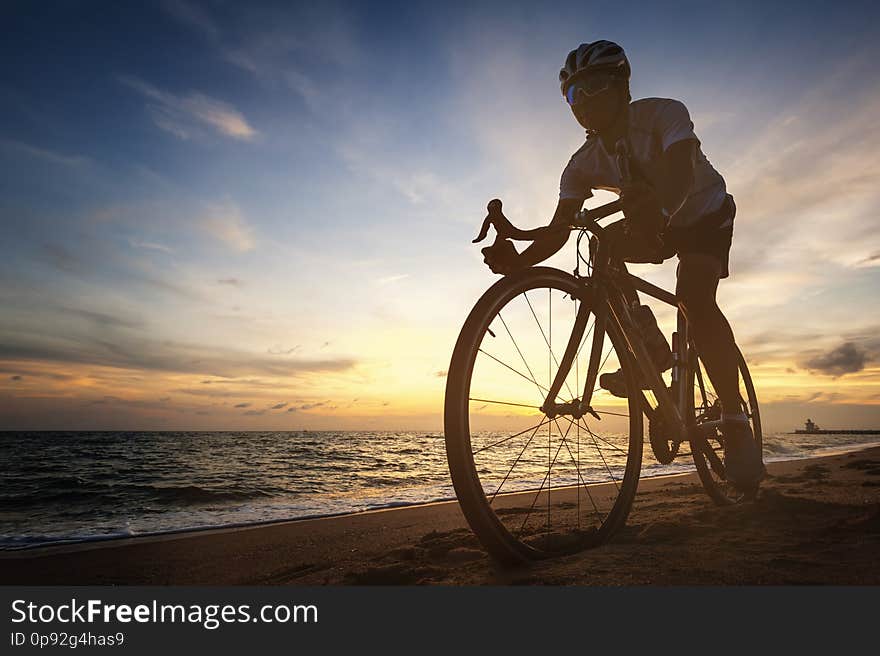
793,418,880,435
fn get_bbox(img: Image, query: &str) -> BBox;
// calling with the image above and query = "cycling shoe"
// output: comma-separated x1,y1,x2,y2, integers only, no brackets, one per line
722,419,765,492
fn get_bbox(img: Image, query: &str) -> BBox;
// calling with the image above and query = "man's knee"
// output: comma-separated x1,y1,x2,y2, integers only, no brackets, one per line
678,289,717,323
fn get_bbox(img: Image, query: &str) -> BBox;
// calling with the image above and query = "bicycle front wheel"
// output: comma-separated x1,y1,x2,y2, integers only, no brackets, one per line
444,267,643,564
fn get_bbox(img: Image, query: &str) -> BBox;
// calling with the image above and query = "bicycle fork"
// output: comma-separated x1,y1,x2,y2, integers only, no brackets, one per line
538,282,686,437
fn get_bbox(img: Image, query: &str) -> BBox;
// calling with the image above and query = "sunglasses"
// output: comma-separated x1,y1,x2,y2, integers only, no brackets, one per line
565,74,616,106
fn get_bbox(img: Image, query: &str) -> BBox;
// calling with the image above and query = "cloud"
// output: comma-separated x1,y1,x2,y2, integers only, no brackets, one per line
270,402,287,409
200,200,256,251
128,238,174,254
0,139,92,168
0,364,73,381
161,0,220,41
767,391,845,405
215,6,360,108
434,370,447,378
287,406,297,412
234,402,250,408
83,395,183,412
857,252,880,268
217,278,241,285
118,75,258,141
802,342,868,377
0,334,357,379
175,388,243,398
38,233,201,302
41,243,89,275
376,273,409,284
59,307,144,330
268,345,301,355
722,56,880,278
298,401,324,410
336,139,460,206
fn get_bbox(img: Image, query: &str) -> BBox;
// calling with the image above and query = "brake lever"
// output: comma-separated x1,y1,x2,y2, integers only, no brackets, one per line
473,199,506,243
473,216,492,244
475,198,569,244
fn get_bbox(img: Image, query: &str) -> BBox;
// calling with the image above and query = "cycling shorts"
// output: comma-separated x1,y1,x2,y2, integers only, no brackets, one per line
662,194,736,278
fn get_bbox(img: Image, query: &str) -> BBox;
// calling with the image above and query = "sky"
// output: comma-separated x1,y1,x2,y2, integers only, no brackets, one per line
1,0,879,432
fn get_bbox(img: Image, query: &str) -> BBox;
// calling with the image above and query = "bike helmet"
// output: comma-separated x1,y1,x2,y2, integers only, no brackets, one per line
559,40,630,96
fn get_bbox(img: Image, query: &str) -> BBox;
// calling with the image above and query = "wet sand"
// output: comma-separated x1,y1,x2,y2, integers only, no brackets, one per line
2,447,879,585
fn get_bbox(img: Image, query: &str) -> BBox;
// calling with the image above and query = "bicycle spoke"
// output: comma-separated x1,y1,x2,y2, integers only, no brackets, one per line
489,420,546,503
477,348,550,396
552,416,605,526
547,288,551,531
578,418,621,493
593,408,629,418
522,290,577,402
473,416,555,456
497,312,544,399
516,419,572,538
569,416,629,457
694,359,718,406
469,397,541,410
590,341,617,394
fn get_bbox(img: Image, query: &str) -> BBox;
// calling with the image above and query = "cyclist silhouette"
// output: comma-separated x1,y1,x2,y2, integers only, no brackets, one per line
482,40,764,491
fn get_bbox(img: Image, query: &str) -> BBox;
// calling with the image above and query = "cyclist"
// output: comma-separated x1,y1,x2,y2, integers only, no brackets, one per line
481,40,764,491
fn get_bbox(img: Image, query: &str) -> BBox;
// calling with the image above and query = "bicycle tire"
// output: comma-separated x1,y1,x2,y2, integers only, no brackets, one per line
444,267,643,564
686,343,763,505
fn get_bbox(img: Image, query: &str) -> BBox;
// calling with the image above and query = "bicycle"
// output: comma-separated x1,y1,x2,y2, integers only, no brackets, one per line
443,196,763,565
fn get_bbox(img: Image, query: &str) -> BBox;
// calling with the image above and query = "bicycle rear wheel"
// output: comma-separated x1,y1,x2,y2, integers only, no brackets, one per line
444,267,643,564
686,342,763,504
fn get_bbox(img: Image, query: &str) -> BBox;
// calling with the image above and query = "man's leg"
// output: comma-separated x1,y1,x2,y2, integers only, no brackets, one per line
677,252,763,488
675,253,741,413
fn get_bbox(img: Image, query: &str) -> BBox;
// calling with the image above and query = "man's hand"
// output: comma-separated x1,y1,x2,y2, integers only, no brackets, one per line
619,180,667,234
481,238,521,275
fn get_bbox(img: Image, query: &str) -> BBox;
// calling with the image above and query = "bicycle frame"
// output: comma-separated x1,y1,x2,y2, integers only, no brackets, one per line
538,208,725,448
479,197,728,449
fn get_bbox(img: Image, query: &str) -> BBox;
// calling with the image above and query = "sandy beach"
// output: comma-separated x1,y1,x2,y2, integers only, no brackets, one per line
2,446,879,585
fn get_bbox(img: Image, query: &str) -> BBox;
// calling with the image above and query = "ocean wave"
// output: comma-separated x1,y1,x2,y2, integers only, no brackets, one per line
0,483,278,509
144,484,276,505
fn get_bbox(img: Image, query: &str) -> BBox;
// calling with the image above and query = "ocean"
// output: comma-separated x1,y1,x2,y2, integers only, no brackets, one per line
2,429,878,550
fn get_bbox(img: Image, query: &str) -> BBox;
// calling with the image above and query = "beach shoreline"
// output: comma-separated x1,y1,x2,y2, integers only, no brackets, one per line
2,446,879,585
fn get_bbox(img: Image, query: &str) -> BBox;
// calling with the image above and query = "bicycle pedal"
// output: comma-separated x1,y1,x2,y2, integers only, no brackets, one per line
599,370,674,398
598,371,629,398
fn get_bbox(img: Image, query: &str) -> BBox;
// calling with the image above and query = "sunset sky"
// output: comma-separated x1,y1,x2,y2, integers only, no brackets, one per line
2,0,879,432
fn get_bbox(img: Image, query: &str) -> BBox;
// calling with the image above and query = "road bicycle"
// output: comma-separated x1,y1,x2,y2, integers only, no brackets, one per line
443,196,762,565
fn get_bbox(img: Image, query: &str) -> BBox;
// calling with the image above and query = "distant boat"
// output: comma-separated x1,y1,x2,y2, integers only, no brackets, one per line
793,418,880,435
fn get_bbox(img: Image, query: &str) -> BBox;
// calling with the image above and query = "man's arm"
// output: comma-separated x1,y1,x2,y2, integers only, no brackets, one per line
619,139,696,225
516,197,584,268
659,139,696,217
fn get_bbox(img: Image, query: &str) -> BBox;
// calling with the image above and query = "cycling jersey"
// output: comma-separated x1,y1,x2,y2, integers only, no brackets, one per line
559,98,729,229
